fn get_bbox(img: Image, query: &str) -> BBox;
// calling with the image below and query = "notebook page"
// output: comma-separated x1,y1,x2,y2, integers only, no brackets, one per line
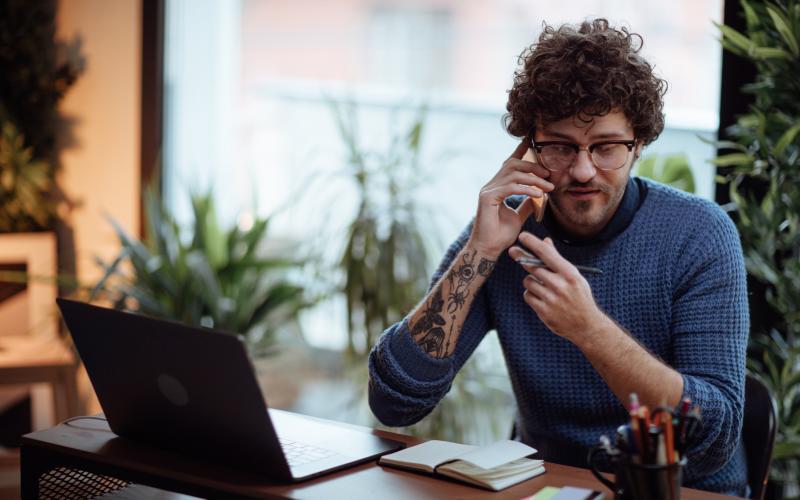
379,440,476,470
454,440,537,469
438,457,546,491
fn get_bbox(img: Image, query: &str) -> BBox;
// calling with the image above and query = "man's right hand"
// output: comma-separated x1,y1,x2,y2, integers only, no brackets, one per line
468,138,555,258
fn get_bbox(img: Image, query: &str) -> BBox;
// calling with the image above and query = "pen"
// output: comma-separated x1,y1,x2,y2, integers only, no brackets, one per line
655,430,667,465
630,412,645,463
646,425,661,464
629,393,640,413
637,407,652,463
685,409,701,442
599,435,617,457
656,411,675,464
639,406,651,430
625,426,639,457
515,257,603,275
615,425,631,454
679,398,691,417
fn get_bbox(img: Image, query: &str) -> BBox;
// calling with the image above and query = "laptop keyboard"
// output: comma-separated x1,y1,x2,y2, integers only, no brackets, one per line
279,438,337,467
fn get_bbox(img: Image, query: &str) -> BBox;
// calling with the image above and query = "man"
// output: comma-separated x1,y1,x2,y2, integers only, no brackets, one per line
367,19,748,495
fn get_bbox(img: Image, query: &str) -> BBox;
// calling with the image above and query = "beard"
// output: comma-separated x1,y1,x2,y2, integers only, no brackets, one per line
549,180,626,233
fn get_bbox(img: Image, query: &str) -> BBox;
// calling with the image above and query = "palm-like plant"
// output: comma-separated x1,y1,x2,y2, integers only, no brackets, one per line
715,0,800,489
332,101,433,360
93,191,310,355
749,332,800,468
330,102,513,444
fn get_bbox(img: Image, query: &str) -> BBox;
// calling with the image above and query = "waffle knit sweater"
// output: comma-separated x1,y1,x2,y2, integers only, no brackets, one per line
368,178,749,495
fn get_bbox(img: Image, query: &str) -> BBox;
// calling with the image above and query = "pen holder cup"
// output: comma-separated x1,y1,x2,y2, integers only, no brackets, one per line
588,446,686,500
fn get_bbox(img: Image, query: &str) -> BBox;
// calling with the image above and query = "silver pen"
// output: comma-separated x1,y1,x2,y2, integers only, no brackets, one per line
515,257,603,276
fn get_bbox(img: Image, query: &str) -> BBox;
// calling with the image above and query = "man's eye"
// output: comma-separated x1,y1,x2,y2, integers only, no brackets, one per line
550,145,573,155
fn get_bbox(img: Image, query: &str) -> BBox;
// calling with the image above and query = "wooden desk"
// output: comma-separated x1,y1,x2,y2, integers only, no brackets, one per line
20,415,734,499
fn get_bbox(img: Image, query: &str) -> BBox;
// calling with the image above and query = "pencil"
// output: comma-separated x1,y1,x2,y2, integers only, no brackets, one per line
656,411,675,464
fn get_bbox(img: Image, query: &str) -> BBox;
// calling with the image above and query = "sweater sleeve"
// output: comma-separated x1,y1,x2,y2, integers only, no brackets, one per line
368,222,492,426
670,206,749,478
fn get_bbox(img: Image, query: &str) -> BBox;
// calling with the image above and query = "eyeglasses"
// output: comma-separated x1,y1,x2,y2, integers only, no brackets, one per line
532,139,636,171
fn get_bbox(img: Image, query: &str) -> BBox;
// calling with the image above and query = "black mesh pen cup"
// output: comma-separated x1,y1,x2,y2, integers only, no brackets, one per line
588,445,687,500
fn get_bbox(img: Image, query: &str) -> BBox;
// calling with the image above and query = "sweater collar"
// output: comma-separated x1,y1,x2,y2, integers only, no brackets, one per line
543,177,646,246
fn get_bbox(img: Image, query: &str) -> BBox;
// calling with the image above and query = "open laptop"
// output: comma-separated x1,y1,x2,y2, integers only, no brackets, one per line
56,298,403,482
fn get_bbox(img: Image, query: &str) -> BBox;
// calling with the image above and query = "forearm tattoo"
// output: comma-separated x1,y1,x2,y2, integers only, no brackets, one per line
477,257,496,277
447,250,477,314
411,249,497,357
410,287,447,357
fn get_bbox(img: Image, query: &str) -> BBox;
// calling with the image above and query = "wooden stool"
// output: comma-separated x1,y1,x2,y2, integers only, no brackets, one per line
0,336,81,427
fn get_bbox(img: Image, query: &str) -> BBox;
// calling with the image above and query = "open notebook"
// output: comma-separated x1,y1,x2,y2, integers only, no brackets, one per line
379,439,545,491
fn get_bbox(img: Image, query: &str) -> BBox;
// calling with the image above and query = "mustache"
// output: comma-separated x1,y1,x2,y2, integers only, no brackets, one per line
555,181,611,194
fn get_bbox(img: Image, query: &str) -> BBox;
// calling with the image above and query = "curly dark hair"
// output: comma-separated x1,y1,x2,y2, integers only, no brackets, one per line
504,18,667,146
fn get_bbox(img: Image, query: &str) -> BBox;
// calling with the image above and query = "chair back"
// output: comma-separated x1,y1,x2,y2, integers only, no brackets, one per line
512,374,778,498
742,374,778,500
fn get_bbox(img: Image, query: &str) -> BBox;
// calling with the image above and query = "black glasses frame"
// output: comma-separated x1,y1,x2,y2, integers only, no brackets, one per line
532,139,637,171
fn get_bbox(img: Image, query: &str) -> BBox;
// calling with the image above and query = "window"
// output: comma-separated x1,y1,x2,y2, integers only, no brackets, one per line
163,0,724,350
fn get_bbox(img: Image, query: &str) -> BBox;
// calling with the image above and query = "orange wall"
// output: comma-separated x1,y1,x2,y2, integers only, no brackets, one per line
55,0,141,285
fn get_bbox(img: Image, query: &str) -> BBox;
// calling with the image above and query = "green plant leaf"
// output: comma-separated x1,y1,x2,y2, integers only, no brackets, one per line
708,139,749,152
715,22,755,54
636,154,695,192
767,4,800,57
192,194,228,269
773,440,800,460
249,283,305,328
711,153,755,167
90,251,129,301
751,46,793,59
742,0,759,31
774,122,800,157
116,283,169,317
0,121,56,231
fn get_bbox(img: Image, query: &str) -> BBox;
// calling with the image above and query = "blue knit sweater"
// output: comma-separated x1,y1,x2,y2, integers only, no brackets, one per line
368,178,749,495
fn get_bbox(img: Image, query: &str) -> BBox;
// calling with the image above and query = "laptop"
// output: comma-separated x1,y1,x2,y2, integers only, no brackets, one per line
56,298,404,482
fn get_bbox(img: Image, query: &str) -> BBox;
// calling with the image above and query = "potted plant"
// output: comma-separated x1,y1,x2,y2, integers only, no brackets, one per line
0,0,83,337
715,0,800,494
93,190,312,357
330,101,435,361
329,101,513,443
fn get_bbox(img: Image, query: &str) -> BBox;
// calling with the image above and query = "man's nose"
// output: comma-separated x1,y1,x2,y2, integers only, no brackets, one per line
570,150,596,183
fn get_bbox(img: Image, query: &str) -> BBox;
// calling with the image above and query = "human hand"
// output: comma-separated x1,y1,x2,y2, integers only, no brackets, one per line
508,232,605,344
468,139,554,258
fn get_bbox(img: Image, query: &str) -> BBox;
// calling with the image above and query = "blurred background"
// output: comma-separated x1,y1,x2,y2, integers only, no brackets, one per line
158,0,724,446
1,0,798,498
161,0,722,346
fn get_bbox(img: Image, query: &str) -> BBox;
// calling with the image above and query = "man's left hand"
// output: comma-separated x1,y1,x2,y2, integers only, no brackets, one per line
508,232,605,344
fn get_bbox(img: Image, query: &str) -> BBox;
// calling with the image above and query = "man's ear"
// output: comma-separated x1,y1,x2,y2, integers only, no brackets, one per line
633,141,643,161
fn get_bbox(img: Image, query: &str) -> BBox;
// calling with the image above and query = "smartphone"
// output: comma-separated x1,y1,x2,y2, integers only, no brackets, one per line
521,144,548,222
532,192,548,222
